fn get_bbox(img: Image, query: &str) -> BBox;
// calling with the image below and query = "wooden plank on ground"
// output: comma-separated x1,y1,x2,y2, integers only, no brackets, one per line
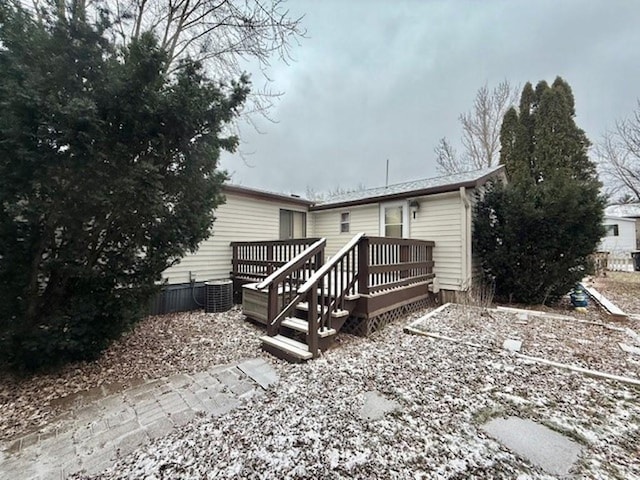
580,284,628,320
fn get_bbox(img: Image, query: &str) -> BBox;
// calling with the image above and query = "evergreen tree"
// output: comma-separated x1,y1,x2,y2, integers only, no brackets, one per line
0,3,249,370
474,77,605,304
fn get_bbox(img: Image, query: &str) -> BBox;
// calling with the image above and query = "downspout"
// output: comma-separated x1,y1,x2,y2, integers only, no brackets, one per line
460,187,471,291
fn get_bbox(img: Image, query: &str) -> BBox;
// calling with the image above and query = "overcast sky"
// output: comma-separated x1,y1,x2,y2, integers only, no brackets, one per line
219,0,640,196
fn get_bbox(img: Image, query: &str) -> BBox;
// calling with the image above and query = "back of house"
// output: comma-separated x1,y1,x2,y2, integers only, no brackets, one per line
155,165,506,313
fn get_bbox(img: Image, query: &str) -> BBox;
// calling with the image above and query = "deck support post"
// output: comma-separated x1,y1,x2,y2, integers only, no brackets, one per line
231,244,239,279
307,290,319,357
266,244,274,275
267,284,278,336
358,237,370,295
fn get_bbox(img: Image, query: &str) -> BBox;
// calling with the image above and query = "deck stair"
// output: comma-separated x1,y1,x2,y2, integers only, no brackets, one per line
260,334,314,361
240,233,436,362
256,234,363,362
281,317,337,337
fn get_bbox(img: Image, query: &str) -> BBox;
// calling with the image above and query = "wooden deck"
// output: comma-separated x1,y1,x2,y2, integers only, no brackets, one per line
231,234,436,361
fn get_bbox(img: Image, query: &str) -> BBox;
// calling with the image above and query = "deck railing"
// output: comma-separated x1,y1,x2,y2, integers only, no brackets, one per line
230,238,322,282
359,236,435,295
258,233,435,358
255,239,326,337
296,233,364,355
592,251,637,274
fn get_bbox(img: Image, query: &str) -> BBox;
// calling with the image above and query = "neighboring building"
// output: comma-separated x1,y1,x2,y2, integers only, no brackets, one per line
598,215,637,254
605,203,640,250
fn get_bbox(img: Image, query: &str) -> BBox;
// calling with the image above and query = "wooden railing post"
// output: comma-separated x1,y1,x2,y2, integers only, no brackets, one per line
266,244,274,275
358,236,370,295
307,288,319,357
231,244,239,278
266,284,278,336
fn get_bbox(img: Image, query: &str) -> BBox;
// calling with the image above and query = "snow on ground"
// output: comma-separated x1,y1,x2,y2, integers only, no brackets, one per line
409,304,640,380
5,273,640,479
72,309,639,479
591,272,640,315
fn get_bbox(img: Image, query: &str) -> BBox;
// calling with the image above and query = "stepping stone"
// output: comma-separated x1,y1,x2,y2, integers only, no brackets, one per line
482,416,582,476
503,339,522,352
237,358,279,390
619,343,640,356
360,391,399,420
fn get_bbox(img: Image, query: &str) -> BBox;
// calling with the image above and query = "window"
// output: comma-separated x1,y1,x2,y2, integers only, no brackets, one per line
380,202,407,238
279,210,306,240
340,212,350,233
604,224,619,237
385,206,403,237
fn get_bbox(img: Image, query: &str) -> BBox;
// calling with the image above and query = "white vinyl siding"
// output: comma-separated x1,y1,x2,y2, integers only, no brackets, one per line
310,204,379,256
311,193,467,291
598,216,636,254
162,192,307,284
408,192,465,291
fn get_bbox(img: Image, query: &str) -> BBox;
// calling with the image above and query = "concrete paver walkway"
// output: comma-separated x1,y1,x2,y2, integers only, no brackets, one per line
0,359,277,480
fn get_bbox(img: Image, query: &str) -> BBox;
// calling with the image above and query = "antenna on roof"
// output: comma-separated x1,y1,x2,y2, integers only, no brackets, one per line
385,158,389,188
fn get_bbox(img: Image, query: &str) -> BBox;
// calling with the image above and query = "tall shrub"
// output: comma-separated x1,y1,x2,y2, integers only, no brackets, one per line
473,78,605,304
0,4,248,370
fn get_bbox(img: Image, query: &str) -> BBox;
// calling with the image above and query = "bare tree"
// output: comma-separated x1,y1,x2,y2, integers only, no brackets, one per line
305,183,367,202
436,80,518,174
26,0,305,118
597,100,640,202
434,137,465,175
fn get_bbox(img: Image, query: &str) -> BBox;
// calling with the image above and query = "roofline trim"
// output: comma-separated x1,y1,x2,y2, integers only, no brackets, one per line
310,165,505,211
223,184,313,206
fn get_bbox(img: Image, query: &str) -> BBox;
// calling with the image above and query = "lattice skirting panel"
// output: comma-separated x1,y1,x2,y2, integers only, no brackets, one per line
342,297,433,337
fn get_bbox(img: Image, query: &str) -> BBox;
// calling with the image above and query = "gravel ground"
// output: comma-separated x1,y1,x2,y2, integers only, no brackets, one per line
590,272,640,315
69,309,640,480
410,304,640,380
3,294,640,479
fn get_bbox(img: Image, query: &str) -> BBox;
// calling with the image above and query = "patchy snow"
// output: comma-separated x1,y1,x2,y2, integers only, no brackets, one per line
64,307,640,479
0,307,268,441
2,278,639,480
409,304,640,380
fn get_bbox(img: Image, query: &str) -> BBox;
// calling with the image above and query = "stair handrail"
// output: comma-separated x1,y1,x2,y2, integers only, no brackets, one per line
293,232,364,357
297,232,364,295
256,238,326,290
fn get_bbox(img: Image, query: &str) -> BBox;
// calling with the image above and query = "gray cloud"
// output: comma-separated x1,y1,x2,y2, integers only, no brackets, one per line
220,0,640,195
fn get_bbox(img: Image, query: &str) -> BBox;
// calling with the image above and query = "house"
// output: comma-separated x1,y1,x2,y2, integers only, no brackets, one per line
153,165,505,317
153,184,313,314
604,203,640,250
308,164,506,296
598,215,637,254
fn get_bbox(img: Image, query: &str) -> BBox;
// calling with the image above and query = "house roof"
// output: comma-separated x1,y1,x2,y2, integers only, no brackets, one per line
605,203,640,218
311,164,505,211
223,184,313,206
603,215,636,223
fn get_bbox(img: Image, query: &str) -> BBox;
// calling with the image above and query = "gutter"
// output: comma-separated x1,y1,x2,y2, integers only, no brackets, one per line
460,186,471,290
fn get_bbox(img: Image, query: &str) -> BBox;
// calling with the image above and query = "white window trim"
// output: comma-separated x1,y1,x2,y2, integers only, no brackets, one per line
379,201,409,238
340,212,350,234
